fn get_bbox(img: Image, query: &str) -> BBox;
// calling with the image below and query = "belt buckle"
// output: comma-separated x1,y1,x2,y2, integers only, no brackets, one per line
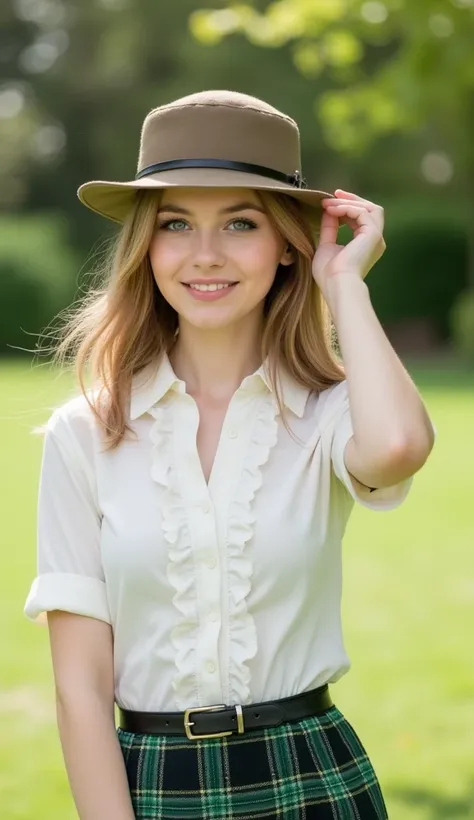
184,704,233,740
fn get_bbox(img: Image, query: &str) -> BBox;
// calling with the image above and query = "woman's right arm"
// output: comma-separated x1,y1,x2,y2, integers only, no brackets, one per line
47,610,136,820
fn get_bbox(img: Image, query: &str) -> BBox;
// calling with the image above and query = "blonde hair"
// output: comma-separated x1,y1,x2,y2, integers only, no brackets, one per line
35,188,344,449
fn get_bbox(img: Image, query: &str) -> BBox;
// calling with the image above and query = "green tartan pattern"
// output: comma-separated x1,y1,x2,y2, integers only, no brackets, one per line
118,705,388,819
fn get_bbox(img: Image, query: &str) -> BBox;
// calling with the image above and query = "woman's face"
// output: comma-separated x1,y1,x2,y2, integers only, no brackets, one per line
148,187,293,331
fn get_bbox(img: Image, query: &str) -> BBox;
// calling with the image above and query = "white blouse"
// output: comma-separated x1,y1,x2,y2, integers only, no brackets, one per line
24,354,413,712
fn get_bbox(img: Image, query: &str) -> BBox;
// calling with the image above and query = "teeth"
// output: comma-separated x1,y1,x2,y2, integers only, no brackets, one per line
189,283,232,291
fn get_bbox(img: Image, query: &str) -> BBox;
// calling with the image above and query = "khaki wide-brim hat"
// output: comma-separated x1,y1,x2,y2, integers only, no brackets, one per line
77,90,334,224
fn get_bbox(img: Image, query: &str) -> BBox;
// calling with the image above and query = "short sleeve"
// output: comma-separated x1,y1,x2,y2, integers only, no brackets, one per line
24,410,111,625
326,381,414,511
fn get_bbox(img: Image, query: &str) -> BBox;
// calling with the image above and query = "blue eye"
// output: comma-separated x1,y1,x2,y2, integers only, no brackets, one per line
159,219,189,231
229,218,257,231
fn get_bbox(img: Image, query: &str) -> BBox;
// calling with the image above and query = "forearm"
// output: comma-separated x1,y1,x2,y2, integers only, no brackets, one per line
56,694,135,820
324,274,435,464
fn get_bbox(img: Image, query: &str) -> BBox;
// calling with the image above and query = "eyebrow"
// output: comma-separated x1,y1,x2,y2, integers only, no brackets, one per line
157,201,266,215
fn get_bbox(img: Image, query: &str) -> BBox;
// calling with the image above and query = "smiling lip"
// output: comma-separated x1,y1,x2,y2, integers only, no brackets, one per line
183,280,239,301
183,278,238,285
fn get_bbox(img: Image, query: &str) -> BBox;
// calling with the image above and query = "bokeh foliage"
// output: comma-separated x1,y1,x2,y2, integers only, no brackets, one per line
192,0,474,156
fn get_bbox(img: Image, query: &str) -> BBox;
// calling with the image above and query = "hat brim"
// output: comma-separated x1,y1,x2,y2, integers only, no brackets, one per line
77,167,334,223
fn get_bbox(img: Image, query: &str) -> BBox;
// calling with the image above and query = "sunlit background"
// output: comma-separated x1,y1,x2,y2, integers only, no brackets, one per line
1,1,473,817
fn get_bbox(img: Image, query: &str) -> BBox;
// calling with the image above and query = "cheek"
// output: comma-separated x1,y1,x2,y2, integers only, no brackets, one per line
244,253,281,298
233,236,281,275
148,238,183,286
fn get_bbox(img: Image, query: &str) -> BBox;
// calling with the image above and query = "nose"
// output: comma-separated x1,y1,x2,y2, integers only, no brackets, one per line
191,230,225,269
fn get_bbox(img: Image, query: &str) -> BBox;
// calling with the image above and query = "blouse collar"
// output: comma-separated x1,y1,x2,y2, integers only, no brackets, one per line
129,353,310,420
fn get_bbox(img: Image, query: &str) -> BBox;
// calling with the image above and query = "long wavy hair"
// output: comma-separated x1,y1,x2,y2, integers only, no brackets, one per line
35,188,344,449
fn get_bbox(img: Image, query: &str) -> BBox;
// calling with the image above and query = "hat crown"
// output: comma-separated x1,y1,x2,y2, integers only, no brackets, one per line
77,89,332,224
137,90,302,178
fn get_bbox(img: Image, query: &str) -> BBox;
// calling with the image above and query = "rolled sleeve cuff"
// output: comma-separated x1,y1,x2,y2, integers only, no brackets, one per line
337,450,414,510
333,423,414,511
24,573,111,625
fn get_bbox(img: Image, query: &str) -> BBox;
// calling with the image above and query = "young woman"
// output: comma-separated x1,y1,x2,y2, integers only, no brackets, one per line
25,90,435,819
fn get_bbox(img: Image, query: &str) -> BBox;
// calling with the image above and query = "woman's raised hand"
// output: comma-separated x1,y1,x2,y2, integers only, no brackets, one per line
312,190,386,297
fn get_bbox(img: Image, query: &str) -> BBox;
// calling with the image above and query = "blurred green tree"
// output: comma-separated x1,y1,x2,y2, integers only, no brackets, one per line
191,0,474,288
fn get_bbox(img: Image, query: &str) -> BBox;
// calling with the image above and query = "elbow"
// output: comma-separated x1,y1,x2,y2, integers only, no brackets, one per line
347,420,436,489
382,427,435,481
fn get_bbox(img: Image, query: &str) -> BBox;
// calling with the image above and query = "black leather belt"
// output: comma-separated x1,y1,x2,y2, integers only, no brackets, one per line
118,684,333,740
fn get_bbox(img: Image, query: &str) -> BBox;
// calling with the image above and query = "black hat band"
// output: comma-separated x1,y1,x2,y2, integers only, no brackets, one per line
135,158,307,189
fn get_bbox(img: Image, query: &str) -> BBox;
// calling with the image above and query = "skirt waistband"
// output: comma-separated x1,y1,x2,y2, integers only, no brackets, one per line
118,684,334,740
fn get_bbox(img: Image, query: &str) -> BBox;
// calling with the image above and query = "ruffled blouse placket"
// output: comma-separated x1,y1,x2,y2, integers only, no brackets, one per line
148,380,279,711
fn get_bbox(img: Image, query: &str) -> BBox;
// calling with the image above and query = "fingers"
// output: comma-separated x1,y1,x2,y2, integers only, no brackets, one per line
333,189,382,213
323,191,384,228
322,199,384,234
323,202,377,228
318,209,340,246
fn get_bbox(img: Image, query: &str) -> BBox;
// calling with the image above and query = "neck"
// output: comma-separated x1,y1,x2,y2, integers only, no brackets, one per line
169,316,264,402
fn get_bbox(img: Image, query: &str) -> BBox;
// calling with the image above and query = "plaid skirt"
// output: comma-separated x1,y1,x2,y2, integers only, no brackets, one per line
117,704,389,819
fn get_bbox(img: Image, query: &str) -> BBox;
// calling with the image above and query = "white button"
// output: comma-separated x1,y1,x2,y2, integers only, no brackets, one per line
206,661,216,674
208,611,219,623
229,428,238,439
202,502,210,514
206,557,217,569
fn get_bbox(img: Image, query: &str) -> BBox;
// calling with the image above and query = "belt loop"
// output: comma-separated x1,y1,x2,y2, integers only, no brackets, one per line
235,704,245,734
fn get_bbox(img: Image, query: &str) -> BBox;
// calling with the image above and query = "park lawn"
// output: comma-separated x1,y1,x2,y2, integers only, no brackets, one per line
1,358,473,819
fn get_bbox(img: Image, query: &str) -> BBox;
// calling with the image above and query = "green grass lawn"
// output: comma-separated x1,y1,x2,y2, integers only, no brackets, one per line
1,357,473,819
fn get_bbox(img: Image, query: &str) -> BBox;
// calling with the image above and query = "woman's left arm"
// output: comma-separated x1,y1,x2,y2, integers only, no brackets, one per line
314,189,436,490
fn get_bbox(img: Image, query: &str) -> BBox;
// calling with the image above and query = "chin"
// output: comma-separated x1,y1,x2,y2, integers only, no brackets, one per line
174,298,245,328
183,312,238,331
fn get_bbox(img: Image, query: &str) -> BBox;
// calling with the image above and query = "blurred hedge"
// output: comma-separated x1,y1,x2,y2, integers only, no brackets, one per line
367,200,469,341
450,290,474,364
0,214,79,356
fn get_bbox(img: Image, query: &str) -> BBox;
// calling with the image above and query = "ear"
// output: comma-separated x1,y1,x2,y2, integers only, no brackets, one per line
280,243,294,266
